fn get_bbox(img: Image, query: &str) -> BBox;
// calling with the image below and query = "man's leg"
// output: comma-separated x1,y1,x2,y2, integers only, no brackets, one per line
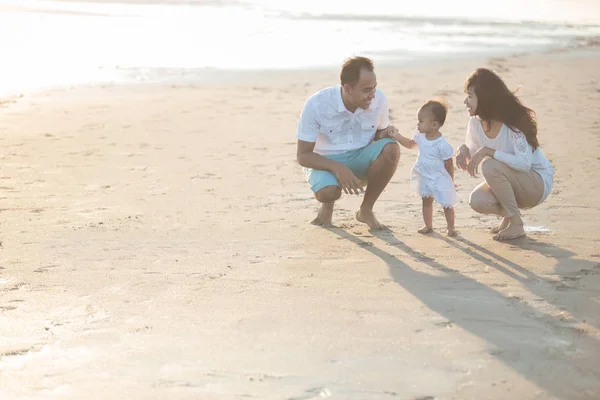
312,185,341,226
305,166,342,227
355,141,400,230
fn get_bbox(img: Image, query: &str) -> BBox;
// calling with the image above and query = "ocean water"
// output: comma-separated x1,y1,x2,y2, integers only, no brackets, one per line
0,0,599,95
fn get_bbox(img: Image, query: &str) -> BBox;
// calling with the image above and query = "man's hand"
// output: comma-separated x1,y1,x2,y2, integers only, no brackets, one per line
332,164,364,195
375,125,398,141
297,140,363,195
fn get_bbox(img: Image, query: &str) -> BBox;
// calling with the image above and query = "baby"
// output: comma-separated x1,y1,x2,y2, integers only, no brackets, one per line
386,100,458,236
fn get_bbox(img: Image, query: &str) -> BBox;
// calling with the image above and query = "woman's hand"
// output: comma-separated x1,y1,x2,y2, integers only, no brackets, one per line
467,147,494,177
456,144,471,171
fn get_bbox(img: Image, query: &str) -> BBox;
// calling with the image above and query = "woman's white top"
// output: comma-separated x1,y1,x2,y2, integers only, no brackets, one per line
465,117,555,204
411,131,459,208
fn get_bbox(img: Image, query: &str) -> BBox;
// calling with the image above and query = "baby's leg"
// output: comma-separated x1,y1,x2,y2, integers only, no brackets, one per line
418,197,434,234
444,206,457,237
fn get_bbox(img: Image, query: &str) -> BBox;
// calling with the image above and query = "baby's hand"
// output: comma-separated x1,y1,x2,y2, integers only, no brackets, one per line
378,125,398,140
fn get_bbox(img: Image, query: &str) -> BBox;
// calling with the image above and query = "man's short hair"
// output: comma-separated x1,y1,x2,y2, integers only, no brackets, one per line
340,56,374,86
420,100,448,126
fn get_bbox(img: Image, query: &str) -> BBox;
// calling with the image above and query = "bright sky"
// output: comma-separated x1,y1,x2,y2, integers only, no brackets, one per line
0,0,598,96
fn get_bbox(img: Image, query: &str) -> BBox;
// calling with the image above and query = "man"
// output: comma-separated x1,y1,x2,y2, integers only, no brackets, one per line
296,56,400,230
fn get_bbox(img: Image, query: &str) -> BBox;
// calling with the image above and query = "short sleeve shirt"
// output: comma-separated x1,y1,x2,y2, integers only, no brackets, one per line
296,85,390,155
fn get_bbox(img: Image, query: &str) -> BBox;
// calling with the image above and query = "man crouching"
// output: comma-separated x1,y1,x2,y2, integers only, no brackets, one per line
296,56,400,230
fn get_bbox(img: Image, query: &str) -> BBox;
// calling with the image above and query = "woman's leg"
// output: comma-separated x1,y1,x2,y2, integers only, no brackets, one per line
480,159,544,240
469,181,506,216
469,181,510,233
418,197,434,234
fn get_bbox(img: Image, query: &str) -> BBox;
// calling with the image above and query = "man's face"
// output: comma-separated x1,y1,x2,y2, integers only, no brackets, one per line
347,69,377,110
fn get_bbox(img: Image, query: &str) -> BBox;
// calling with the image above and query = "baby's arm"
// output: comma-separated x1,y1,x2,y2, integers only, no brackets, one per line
444,158,455,182
390,131,418,150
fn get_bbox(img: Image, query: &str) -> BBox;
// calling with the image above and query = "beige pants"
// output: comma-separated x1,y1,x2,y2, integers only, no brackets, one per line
469,158,544,218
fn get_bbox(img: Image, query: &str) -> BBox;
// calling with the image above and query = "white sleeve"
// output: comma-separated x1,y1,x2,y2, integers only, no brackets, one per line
493,130,532,172
296,98,320,142
412,129,424,142
377,91,390,130
439,139,454,161
466,117,481,155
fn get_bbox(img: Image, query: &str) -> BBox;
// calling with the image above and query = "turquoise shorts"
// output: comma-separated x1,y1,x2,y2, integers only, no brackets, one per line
304,138,397,193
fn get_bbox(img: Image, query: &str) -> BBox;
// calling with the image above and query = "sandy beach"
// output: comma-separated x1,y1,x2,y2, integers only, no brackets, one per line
1,47,599,399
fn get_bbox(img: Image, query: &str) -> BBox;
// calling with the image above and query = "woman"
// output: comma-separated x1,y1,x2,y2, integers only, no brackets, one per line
456,68,555,241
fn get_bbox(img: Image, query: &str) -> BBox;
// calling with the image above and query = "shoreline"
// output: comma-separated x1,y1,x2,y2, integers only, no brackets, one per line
2,0,599,102
2,43,598,104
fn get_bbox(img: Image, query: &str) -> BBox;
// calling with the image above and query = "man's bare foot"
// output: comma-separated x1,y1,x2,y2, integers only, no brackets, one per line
356,208,386,231
447,228,458,237
493,223,525,241
490,217,510,234
311,202,334,227
418,226,433,234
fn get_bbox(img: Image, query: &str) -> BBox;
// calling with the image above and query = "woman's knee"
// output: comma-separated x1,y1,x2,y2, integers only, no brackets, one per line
315,185,342,203
481,158,503,178
469,189,490,213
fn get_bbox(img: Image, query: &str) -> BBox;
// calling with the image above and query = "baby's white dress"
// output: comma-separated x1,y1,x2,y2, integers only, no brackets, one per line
411,131,458,208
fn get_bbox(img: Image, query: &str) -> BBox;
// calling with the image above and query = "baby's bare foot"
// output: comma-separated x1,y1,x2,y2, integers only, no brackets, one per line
418,226,433,234
447,228,458,237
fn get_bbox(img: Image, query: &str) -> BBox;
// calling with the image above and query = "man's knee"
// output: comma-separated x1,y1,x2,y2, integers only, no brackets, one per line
315,185,341,203
379,142,400,165
481,158,502,178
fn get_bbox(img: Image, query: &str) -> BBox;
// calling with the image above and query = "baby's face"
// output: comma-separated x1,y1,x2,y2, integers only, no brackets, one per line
417,109,437,134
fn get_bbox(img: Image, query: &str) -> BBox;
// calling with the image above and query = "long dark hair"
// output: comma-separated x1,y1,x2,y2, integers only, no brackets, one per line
465,68,539,150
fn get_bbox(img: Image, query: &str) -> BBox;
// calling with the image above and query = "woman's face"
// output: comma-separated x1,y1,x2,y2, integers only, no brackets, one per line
464,87,478,116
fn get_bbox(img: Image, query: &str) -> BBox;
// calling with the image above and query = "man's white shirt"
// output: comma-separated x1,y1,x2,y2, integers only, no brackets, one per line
296,85,390,156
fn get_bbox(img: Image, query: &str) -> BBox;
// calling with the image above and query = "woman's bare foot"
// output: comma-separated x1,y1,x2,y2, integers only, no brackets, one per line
447,228,458,237
493,223,525,241
417,226,433,234
490,217,510,234
356,207,386,231
311,202,334,227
